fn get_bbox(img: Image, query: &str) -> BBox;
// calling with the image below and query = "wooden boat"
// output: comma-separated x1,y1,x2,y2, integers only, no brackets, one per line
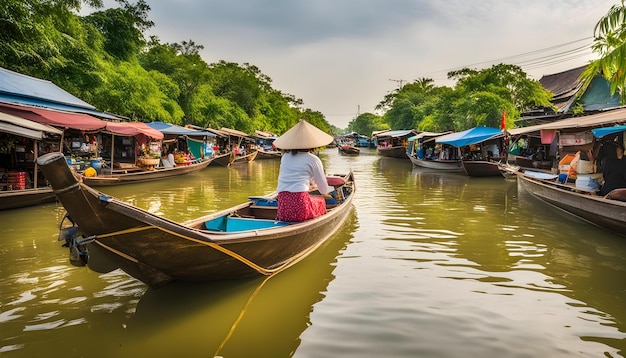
373,129,417,159
517,171,626,236
80,157,213,186
255,149,282,160
0,187,57,210
461,159,505,177
406,131,460,171
209,151,234,167
377,146,408,159
230,150,258,165
409,156,462,171
0,112,65,210
36,152,355,288
338,145,360,155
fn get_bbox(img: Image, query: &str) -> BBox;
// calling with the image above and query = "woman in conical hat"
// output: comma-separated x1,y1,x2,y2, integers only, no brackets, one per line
273,120,334,222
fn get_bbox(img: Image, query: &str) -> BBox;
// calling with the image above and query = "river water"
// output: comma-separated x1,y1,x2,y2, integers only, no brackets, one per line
1,148,625,357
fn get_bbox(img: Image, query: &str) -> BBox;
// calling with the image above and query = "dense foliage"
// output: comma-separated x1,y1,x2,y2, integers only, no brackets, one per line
0,0,321,134
347,65,554,135
582,0,626,104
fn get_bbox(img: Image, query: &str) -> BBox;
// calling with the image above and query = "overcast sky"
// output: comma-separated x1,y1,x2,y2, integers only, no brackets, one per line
92,0,617,128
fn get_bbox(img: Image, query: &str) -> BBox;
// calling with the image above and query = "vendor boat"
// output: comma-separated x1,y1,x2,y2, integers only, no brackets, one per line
37,152,355,288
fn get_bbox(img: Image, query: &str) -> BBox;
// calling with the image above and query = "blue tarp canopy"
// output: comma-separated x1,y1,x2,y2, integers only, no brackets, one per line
436,126,504,147
146,121,216,137
591,125,626,138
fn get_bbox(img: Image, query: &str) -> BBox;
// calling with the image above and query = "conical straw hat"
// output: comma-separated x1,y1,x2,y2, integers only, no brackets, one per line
273,120,333,150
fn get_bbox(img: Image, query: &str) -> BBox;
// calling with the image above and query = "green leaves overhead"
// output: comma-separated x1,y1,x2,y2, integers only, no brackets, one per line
583,1,626,104
0,0,330,136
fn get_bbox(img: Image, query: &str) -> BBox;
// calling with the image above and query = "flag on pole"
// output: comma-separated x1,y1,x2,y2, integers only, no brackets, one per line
501,108,507,130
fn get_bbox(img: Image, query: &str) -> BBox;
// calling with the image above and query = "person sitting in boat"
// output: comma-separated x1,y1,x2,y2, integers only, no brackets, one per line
598,141,626,196
273,120,334,222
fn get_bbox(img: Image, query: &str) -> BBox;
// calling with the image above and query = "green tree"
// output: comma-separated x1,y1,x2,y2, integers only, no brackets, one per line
380,77,441,130
139,38,211,124
348,112,389,136
93,61,183,122
582,1,626,103
84,0,153,61
0,0,106,100
447,64,551,130
300,109,332,135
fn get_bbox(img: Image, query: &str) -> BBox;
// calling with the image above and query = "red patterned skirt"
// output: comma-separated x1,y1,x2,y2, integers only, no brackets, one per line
277,191,327,222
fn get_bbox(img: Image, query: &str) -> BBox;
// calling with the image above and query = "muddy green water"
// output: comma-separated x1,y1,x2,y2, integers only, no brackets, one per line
1,148,625,357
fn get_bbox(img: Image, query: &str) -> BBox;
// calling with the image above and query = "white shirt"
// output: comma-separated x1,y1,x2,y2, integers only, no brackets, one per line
277,152,331,194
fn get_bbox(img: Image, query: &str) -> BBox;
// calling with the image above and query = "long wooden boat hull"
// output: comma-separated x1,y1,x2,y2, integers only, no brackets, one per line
36,152,355,288
377,146,408,159
81,158,212,186
409,156,462,171
517,173,626,236
230,150,258,165
0,187,57,210
255,150,282,160
338,146,360,155
209,152,233,167
462,160,504,177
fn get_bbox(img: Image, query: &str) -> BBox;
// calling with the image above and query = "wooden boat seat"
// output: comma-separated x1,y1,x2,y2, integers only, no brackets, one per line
204,215,291,232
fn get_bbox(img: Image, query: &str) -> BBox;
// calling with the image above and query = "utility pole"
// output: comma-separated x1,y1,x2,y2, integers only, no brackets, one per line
389,78,405,90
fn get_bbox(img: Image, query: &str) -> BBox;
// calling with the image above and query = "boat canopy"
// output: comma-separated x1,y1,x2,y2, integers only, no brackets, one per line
220,127,254,141
0,111,62,140
509,107,626,136
0,102,106,131
407,131,452,142
146,121,216,137
591,124,626,138
374,129,416,139
105,122,164,140
253,130,277,139
436,127,504,147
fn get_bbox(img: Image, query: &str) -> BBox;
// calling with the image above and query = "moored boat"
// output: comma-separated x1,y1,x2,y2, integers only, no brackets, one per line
461,159,505,177
230,149,258,165
255,149,282,160
407,131,462,171
436,126,506,177
209,151,234,167
338,145,360,155
0,111,63,209
80,157,213,186
0,187,57,210
516,171,626,236
373,130,418,159
409,156,462,171
37,151,355,288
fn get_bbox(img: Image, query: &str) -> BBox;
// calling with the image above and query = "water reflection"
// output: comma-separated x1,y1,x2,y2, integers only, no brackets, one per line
2,150,626,357
103,209,357,357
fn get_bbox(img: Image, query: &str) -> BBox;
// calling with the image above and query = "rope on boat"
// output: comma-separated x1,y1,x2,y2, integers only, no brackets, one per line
91,225,306,276
89,174,353,278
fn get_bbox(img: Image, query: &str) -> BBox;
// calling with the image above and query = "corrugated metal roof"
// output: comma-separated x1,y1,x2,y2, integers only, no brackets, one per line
509,107,626,135
0,67,95,110
374,129,417,138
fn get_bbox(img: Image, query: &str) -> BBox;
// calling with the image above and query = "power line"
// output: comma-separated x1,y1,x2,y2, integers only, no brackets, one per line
422,37,595,78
